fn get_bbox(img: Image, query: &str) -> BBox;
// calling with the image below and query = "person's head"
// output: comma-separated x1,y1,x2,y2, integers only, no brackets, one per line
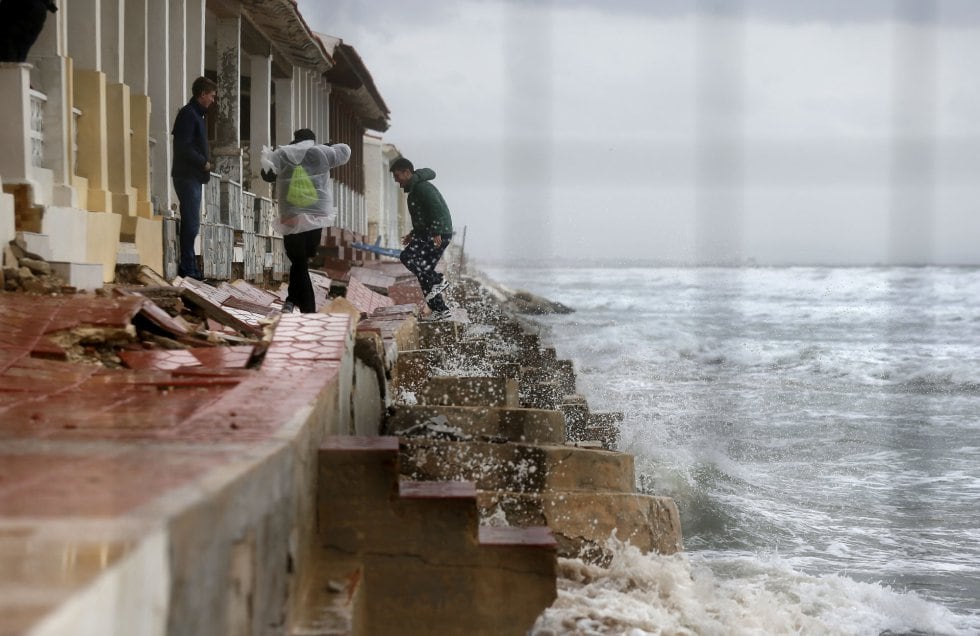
389,156,414,187
192,76,217,109
291,128,316,144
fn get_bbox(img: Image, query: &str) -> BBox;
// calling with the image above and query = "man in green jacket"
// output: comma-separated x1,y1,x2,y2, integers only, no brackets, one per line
390,157,454,321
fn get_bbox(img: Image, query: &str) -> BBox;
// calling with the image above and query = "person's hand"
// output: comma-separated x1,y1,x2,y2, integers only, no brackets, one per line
203,161,211,172
401,233,412,246
432,235,442,248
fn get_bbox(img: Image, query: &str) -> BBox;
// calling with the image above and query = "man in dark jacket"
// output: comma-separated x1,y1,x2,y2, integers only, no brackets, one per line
389,157,454,321
171,76,216,280
0,0,57,63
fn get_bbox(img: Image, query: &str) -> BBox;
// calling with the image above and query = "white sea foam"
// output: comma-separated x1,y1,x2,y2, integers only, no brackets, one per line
532,539,977,636
486,265,980,631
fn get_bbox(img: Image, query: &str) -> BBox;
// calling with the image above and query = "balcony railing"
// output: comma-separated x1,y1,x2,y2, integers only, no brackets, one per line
29,89,47,168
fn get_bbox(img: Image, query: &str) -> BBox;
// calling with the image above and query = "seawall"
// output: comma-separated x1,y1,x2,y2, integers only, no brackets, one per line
0,246,682,635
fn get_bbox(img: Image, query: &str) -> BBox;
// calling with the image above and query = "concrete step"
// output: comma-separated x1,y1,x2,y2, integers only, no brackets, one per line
14,230,52,260
400,438,635,494
316,435,557,636
587,411,623,450
49,261,104,291
417,321,461,349
520,380,564,410
0,188,14,256
385,405,565,444
416,376,519,408
116,241,140,265
290,558,364,636
391,348,443,392
478,490,684,561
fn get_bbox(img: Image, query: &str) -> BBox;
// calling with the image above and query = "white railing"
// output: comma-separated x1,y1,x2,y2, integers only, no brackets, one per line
29,89,47,168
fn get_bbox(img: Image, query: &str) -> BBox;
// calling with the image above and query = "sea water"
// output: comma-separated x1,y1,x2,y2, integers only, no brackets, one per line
483,266,980,636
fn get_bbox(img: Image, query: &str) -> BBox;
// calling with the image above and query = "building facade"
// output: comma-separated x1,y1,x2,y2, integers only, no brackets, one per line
0,0,405,288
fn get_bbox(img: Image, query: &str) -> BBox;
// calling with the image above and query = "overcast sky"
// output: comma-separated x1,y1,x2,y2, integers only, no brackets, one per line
296,0,980,266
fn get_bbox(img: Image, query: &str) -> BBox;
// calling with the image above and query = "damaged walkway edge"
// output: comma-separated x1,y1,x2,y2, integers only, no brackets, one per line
0,249,683,636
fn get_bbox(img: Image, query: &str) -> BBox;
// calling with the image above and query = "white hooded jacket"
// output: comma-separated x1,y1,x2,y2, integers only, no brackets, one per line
261,140,351,234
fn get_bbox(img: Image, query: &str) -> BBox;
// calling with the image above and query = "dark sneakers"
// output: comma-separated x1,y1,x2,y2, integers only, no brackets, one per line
425,279,451,302
421,309,452,322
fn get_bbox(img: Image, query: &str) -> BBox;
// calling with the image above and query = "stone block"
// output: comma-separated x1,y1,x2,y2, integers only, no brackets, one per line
417,376,518,408
518,333,541,366
520,380,563,410
560,402,591,443
400,439,635,494
386,405,565,445
478,490,683,560
417,321,461,349
392,348,443,393
49,261,103,291
588,412,624,450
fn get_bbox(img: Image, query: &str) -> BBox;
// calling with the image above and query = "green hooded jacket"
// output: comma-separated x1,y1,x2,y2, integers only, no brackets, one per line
403,168,453,237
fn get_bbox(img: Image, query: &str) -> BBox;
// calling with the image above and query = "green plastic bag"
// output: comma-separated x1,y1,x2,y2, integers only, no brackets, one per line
286,164,318,207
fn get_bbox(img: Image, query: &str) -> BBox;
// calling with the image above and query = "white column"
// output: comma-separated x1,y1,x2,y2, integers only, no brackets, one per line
68,0,101,71
214,13,242,182
124,0,148,94
305,72,315,130
311,77,321,138
168,0,187,116
273,75,293,147
321,83,331,143
100,0,123,84
249,54,272,197
147,0,171,214
125,0,152,217
185,0,205,78
294,68,306,129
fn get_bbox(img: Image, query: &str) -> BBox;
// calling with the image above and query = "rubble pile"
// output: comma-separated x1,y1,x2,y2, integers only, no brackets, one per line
2,240,72,295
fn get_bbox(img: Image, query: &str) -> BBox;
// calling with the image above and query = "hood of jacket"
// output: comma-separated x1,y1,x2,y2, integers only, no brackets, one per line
280,139,315,166
404,168,436,192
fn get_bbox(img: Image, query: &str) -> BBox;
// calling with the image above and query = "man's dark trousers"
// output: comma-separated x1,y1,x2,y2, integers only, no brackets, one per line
284,228,322,313
400,234,451,312
173,177,203,279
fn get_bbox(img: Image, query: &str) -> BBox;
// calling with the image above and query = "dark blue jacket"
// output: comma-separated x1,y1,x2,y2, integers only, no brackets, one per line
171,98,210,182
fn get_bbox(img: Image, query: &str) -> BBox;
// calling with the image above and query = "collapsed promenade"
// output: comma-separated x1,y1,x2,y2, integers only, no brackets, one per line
0,234,682,635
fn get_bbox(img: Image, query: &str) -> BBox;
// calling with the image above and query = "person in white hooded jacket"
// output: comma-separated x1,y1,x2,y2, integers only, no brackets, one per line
261,129,351,313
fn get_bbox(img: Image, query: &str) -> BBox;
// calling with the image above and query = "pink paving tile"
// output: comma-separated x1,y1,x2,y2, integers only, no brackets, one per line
309,271,332,291
0,449,231,517
177,278,262,335
114,289,191,337
190,346,254,368
0,289,356,446
387,281,425,306
349,267,396,291
119,349,201,371
222,296,278,317
229,280,281,306
29,336,67,360
370,304,419,318
46,296,146,332
345,279,393,315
